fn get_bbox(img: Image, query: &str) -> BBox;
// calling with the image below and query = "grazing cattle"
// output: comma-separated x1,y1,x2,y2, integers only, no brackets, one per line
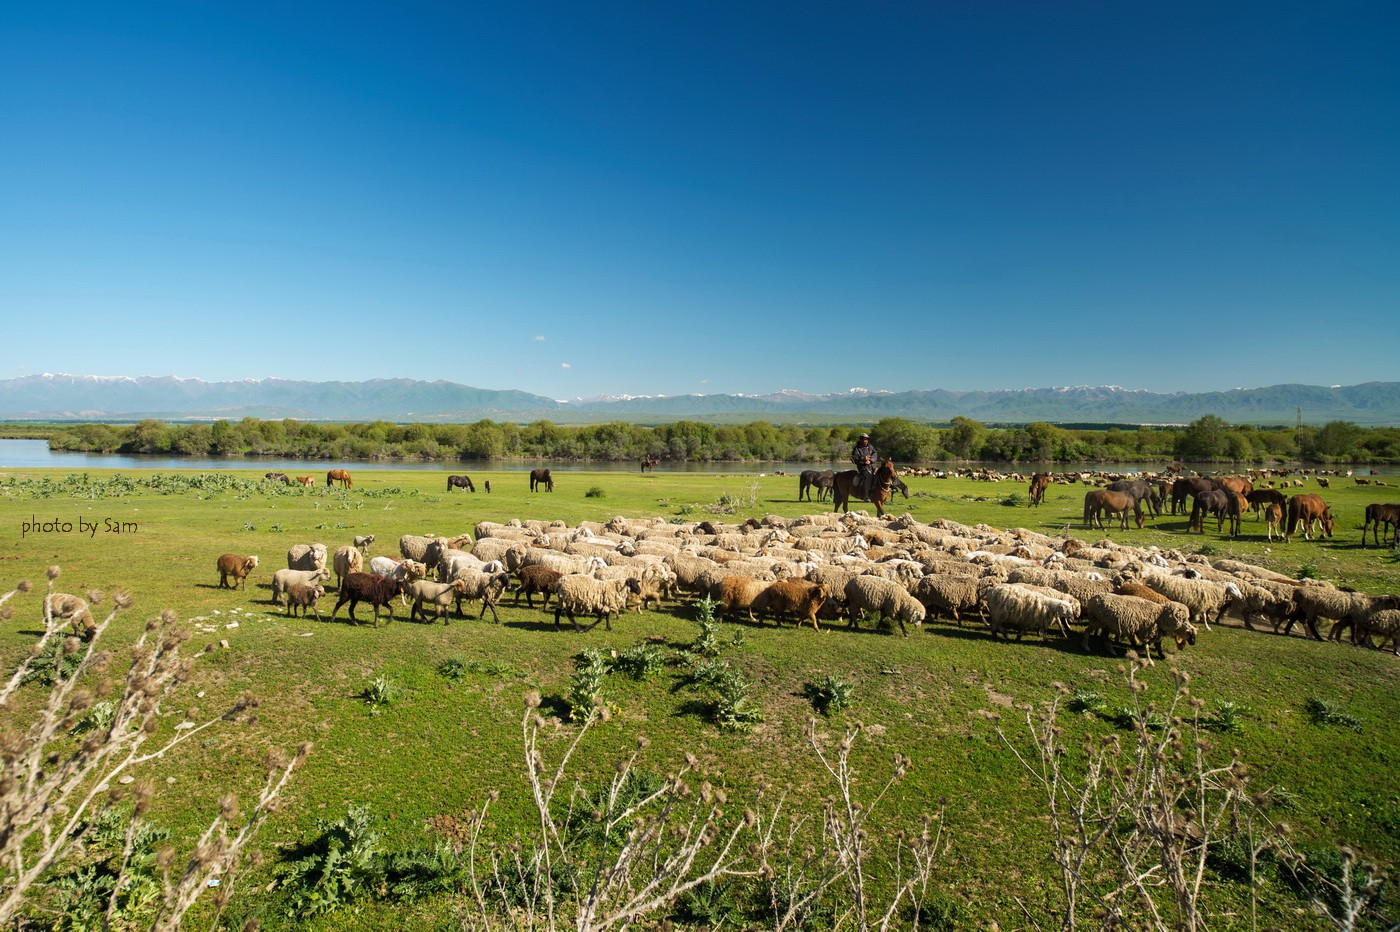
1170,477,1215,515
1362,502,1400,547
1284,493,1334,542
1190,489,1242,536
264,472,292,485
831,458,897,517
326,469,352,489
295,476,315,488
1083,489,1142,531
640,456,658,473
446,474,476,493
799,469,836,502
529,468,554,492
1028,473,1052,508
1105,479,1162,517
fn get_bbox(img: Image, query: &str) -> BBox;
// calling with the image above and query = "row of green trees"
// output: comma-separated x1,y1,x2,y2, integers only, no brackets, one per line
44,415,1400,464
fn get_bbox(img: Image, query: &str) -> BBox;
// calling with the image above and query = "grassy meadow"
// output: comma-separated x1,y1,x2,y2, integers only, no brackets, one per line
1,465,1398,930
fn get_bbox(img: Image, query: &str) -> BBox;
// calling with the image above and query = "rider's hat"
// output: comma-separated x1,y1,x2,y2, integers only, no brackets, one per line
859,433,870,440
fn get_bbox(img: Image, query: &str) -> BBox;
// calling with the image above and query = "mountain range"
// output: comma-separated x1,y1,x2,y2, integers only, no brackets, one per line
1,374,1398,426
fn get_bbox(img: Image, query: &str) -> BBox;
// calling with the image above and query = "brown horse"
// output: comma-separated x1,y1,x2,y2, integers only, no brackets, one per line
831,458,896,517
326,469,352,489
1361,502,1400,547
1083,489,1142,531
640,456,658,473
529,468,554,492
1028,472,1052,507
295,475,315,488
1284,493,1333,542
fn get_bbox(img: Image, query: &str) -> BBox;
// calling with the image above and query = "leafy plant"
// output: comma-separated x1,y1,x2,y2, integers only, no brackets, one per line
566,649,610,722
1205,700,1251,734
611,643,666,680
584,486,605,499
360,676,402,713
1305,697,1363,733
712,668,763,732
691,597,722,657
803,673,855,716
437,657,468,680
1298,562,1320,580
277,805,387,917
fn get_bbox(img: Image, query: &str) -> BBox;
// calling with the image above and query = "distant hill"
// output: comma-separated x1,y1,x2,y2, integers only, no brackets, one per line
1,374,1398,426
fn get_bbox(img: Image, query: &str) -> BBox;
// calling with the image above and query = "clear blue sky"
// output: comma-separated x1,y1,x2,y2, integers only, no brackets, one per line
2,3,1397,400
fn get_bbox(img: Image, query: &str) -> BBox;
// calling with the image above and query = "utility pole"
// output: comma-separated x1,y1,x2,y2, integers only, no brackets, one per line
1296,406,1304,451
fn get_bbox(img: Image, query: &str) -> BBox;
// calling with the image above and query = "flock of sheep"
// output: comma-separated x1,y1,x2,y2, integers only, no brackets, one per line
211,508,1400,660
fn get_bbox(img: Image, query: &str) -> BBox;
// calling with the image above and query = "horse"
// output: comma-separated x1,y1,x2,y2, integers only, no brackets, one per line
1284,493,1334,542
1361,502,1400,547
326,469,352,489
446,474,475,493
1028,472,1052,507
799,469,835,502
1104,479,1161,517
830,458,897,517
264,472,291,485
1170,477,1215,515
529,468,554,492
1084,489,1142,531
1215,475,1254,498
295,476,315,488
640,456,658,473
1190,489,1243,537
1246,488,1289,521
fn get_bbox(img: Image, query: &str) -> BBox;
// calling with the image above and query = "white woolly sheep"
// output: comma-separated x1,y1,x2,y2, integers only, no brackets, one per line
272,567,332,606
332,545,362,589
553,574,642,631
914,574,992,626
286,543,328,572
1140,574,1242,630
400,534,449,564
1082,593,1195,665
982,584,1079,642
844,575,926,637
405,578,468,624
450,568,511,622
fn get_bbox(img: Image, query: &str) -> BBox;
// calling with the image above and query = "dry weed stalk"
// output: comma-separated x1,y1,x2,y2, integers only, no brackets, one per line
0,571,306,928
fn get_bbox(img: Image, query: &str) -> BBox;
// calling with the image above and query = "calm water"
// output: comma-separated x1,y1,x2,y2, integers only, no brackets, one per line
1,439,1394,477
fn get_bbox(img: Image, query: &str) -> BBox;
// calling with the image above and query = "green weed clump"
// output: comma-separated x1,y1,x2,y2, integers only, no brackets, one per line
584,486,605,499
1305,697,1364,733
360,676,402,713
566,649,611,722
803,673,855,716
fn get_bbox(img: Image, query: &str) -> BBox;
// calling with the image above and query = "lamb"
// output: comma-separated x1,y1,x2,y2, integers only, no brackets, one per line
284,582,326,621
272,567,332,606
553,575,642,631
1082,593,1196,664
515,565,563,608
332,545,363,589
844,575,926,637
1323,592,1400,644
983,584,1080,642
353,534,375,555
914,574,991,626
1139,574,1242,630
286,543,328,572
46,593,95,638
1355,608,1400,654
749,578,832,631
330,572,402,627
629,563,677,611
450,568,511,622
405,578,469,624
216,553,259,590
711,576,770,623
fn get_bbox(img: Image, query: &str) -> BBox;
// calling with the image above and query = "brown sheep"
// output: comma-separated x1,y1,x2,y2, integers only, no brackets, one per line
216,553,259,590
515,565,563,608
330,573,402,627
750,578,831,631
46,593,95,639
1114,581,1172,605
285,582,326,621
711,576,769,623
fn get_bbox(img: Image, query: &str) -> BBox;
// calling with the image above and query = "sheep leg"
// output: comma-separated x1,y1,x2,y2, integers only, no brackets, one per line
480,599,500,624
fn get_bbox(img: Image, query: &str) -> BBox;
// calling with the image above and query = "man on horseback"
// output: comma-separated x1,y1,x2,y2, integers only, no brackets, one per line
851,432,877,498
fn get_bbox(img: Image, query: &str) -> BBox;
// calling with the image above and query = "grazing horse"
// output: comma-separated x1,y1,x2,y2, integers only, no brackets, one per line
1170,477,1216,515
1362,502,1400,547
326,469,352,489
1028,473,1052,507
446,474,475,493
1264,502,1285,542
264,472,291,485
529,468,554,492
831,458,896,517
1215,475,1254,498
1083,489,1142,531
1190,489,1242,536
640,456,658,473
799,469,836,502
1246,488,1288,521
1105,479,1161,517
295,475,315,488
1284,493,1334,542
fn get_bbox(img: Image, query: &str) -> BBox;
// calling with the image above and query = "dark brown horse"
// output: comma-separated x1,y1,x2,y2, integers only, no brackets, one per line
1028,472,1052,507
799,469,836,502
326,469,352,489
1361,502,1400,547
831,458,896,517
446,474,475,492
640,456,658,473
1084,489,1142,531
1284,493,1334,542
529,468,554,492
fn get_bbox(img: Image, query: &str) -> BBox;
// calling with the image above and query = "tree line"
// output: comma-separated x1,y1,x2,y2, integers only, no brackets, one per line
42,415,1400,465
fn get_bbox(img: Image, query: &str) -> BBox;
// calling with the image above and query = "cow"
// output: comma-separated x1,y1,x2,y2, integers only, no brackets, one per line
1284,493,1334,542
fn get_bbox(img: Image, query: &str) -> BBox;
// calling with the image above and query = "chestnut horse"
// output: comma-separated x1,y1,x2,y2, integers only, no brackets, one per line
1284,493,1334,542
1083,489,1143,531
831,458,897,517
326,469,352,489
295,476,315,488
1028,473,1052,507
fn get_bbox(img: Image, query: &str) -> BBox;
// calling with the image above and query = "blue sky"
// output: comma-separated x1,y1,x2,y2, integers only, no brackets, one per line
2,3,1397,399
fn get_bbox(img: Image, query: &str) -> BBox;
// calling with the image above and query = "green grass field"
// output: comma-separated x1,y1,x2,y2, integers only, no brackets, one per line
2,466,1397,930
